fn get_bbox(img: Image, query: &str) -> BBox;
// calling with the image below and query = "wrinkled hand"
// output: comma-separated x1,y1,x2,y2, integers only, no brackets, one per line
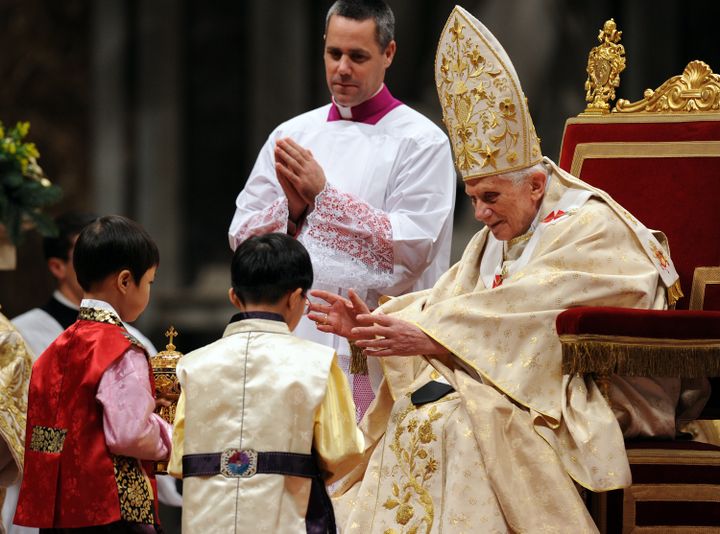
275,137,327,209
308,289,370,340
352,314,449,357
309,289,449,358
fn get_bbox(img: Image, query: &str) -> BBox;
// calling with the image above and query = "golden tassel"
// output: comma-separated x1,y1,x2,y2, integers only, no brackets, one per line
349,340,368,375
560,334,720,377
667,279,684,309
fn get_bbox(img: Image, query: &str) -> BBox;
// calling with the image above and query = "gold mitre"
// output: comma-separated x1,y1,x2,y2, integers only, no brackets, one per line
435,6,542,181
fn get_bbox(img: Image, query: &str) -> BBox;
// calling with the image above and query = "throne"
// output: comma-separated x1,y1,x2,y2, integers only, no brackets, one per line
556,20,720,533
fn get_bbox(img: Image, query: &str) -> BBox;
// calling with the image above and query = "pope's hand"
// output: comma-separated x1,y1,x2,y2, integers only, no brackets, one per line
352,313,449,357
275,137,327,209
309,289,449,358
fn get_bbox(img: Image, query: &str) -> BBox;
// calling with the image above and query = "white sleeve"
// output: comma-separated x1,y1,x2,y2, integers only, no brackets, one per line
228,135,289,250
303,135,456,294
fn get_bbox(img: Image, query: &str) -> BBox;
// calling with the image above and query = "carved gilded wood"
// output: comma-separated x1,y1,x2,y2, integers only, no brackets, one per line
615,60,720,113
583,19,626,114
689,267,720,311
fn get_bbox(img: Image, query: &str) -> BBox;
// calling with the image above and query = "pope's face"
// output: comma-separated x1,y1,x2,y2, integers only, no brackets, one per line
324,15,396,108
465,172,546,241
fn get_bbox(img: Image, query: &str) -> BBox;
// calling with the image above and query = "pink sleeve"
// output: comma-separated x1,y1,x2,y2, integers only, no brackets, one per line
96,347,172,461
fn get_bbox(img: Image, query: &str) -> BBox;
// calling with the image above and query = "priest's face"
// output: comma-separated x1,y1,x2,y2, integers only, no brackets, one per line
465,170,546,241
324,15,396,108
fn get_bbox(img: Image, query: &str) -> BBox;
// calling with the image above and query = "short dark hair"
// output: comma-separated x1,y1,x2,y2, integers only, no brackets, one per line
231,233,313,306
43,211,98,261
326,0,395,50
73,215,159,291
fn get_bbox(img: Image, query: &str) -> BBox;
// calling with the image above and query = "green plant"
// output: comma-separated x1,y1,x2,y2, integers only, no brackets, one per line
0,121,62,245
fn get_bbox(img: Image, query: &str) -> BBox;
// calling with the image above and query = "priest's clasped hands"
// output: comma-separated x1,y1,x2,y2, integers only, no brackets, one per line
307,289,449,357
274,137,326,224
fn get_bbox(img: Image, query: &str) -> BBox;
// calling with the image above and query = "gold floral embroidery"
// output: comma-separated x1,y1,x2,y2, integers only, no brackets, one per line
123,331,146,351
0,314,31,468
78,307,123,327
113,455,154,524
29,425,67,453
620,208,638,226
383,399,442,533
435,8,542,181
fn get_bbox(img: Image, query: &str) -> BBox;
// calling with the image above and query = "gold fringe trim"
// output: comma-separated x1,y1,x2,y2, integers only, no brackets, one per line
349,340,368,375
667,279,684,309
560,334,720,377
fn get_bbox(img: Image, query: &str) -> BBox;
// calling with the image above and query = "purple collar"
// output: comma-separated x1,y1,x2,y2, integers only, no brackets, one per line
327,85,403,125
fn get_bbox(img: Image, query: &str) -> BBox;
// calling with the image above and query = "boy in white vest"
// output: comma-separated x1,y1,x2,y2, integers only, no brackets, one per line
169,233,363,534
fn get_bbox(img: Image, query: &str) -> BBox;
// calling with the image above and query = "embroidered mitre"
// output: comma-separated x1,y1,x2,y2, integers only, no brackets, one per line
435,5,542,180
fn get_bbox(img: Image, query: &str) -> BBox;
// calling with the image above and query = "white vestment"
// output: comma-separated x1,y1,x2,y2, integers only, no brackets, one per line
169,317,363,534
332,161,706,533
229,99,456,403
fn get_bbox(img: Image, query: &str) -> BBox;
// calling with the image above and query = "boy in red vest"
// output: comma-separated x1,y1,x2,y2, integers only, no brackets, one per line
15,215,172,533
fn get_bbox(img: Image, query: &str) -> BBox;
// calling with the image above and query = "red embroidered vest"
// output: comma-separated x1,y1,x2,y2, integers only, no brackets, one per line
15,308,159,528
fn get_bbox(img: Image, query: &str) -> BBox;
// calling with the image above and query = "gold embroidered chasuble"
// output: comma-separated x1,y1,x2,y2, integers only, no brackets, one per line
169,317,363,534
0,313,30,484
333,165,673,533
0,313,31,530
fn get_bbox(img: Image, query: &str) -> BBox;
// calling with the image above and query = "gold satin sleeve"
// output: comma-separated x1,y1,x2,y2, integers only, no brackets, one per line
168,389,185,479
313,355,364,484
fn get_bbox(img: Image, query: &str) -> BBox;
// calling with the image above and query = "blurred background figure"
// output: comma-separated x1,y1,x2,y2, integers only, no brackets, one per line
13,212,100,358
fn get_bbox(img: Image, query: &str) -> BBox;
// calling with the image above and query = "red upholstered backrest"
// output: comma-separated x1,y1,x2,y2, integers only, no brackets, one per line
559,117,720,310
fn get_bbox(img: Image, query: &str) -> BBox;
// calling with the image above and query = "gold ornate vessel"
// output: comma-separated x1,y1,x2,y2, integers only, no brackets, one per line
150,326,183,473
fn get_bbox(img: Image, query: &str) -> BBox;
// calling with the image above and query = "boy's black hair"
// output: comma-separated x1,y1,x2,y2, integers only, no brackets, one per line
231,233,313,305
73,215,159,291
43,211,98,261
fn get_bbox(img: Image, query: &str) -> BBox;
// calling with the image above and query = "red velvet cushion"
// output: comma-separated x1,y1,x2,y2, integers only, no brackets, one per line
559,120,720,170
559,120,720,310
556,306,720,339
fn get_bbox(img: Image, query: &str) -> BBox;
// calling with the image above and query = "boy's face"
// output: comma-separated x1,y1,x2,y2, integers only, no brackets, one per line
120,265,156,322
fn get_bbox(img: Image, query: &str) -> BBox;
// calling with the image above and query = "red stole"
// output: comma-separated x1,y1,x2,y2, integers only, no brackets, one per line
15,317,159,528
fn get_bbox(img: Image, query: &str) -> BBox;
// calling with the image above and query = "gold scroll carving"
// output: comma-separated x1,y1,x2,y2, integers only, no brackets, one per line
615,60,720,113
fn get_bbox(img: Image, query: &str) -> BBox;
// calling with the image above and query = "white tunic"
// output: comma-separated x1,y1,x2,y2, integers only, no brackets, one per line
228,102,456,396
170,317,363,534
